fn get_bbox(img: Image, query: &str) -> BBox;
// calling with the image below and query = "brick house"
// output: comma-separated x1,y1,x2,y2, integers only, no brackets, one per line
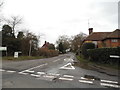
42,41,50,48
83,28,120,48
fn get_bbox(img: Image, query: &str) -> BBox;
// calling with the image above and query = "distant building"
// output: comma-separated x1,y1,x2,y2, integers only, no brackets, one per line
83,28,120,48
41,41,55,50
41,41,49,48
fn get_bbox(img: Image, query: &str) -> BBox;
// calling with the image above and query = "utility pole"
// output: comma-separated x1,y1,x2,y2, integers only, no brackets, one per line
29,40,32,56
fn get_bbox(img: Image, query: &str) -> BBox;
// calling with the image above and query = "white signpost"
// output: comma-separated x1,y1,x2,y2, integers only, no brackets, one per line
14,52,18,58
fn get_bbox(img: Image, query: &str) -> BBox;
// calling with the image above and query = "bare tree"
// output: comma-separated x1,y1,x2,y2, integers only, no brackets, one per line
71,32,87,52
0,1,3,8
5,16,22,34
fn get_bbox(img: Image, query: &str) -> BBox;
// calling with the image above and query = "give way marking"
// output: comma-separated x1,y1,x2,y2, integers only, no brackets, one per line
60,63,75,70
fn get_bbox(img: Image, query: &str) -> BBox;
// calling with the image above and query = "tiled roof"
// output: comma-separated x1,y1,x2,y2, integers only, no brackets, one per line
106,29,120,38
85,29,120,41
85,32,111,41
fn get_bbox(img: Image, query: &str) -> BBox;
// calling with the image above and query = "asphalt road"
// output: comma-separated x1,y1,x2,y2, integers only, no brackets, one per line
1,53,120,88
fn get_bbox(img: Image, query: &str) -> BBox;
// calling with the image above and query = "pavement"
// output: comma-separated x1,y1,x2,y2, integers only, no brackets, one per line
1,53,120,88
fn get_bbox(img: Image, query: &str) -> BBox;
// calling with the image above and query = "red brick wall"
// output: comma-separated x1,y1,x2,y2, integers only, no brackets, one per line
104,39,120,47
98,41,103,48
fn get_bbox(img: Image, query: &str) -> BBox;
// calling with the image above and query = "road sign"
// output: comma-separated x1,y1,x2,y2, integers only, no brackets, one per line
0,47,7,51
14,52,18,58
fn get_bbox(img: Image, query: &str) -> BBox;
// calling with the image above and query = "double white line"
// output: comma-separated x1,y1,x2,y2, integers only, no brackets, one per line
100,79,120,88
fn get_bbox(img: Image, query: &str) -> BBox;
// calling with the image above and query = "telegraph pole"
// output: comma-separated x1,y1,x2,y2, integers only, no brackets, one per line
29,40,32,56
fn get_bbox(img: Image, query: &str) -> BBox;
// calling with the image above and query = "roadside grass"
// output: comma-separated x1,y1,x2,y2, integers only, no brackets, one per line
76,55,120,70
2,56,44,61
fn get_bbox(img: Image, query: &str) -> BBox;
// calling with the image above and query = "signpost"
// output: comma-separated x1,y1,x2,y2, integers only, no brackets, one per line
0,47,7,56
0,47,7,51
14,52,18,58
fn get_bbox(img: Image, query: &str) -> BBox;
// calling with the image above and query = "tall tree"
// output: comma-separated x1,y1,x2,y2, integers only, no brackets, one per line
17,31,24,39
2,24,17,56
48,43,55,50
4,16,22,34
71,32,87,52
58,42,64,53
56,35,70,53
21,31,39,56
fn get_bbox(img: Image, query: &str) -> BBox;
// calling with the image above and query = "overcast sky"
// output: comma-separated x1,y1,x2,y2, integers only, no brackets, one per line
1,0,119,46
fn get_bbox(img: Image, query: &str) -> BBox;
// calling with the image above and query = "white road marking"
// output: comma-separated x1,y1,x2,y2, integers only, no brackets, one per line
79,80,93,84
31,74,41,77
100,83,120,88
0,69,5,72
59,77,73,81
64,58,74,62
25,70,35,73
18,72,28,75
37,72,45,75
27,63,48,71
19,63,48,74
80,77,95,81
101,79,118,84
6,70,16,73
60,63,75,70
48,73,60,76
53,60,58,62
63,75,74,78
43,75,56,78
53,59,60,62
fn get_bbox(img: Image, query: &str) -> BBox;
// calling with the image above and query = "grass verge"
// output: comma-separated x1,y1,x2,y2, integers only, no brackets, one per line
2,56,44,61
76,55,120,70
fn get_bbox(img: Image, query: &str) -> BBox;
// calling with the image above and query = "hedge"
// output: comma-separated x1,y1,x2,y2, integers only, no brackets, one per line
38,48,59,57
81,43,95,58
87,47,120,64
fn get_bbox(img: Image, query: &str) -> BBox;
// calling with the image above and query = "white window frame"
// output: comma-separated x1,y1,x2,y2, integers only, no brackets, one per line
111,39,118,42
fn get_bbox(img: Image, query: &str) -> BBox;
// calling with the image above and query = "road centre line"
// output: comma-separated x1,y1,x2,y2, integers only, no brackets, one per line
63,75,74,78
101,79,118,84
48,73,60,76
0,69,5,72
19,63,48,73
53,59,60,62
59,77,73,81
6,70,16,73
37,72,46,75
27,63,48,71
100,83,120,88
79,80,93,84
43,75,56,78
31,74,41,77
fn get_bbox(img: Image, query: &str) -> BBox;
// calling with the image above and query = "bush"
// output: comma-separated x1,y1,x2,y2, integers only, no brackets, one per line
81,43,95,58
88,47,120,64
38,48,59,57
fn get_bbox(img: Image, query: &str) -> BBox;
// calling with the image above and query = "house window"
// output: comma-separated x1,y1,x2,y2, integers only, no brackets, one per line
111,39,118,42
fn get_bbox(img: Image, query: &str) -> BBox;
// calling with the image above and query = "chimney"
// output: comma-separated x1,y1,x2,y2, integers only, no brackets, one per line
89,28,93,35
45,41,47,44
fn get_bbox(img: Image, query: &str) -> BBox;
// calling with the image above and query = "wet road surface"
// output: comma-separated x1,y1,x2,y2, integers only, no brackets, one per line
1,53,120,88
